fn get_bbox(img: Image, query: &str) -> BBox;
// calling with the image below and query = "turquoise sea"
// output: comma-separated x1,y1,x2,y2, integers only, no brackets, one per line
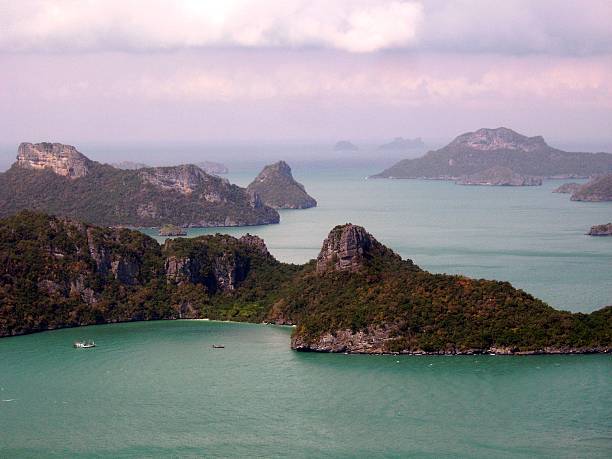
1,321,611,458
1,161,612,458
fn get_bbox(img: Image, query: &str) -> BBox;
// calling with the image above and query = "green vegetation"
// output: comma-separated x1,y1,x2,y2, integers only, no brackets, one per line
0,162,279,227
0,212,610,354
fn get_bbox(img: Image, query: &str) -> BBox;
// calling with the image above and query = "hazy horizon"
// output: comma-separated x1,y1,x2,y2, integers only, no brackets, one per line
1,0,611,150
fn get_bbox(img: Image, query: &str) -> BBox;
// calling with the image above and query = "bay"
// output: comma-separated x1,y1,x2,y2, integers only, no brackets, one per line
0,321,610,458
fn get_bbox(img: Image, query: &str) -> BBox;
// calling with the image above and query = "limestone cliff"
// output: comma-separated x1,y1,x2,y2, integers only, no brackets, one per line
17,142,90,179
247,161,316,209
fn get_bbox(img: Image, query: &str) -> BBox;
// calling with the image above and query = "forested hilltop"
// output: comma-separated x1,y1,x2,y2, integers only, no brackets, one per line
0,212,610,354
0,142,278,227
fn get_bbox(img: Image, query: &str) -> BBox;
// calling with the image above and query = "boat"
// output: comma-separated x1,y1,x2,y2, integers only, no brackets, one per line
212,345,225,349
73,340,96,349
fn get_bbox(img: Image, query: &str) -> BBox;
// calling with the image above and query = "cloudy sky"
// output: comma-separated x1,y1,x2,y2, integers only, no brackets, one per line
1,0,611,146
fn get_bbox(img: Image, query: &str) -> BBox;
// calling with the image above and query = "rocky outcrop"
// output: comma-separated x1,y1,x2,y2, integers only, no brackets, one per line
163,236,260,293
159,224,187,236
139,165,221,196
316,224,401,273
456,166,542,186
246,161,316,209
553,182,583,194
371,127,612,180
16,142,90,179
571,174,612,202
587,223,612,236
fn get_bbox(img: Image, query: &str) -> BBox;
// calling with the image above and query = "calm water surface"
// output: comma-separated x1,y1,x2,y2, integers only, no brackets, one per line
144,167,612,313
1,321,610,458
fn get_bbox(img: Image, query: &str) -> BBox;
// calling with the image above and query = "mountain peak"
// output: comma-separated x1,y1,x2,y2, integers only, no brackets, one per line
247,160,316,209
449,127,548,152
316,224,402,273
16,142,90,179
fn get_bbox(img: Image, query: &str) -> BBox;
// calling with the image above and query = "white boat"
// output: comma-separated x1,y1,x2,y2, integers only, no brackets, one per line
73,340,96,349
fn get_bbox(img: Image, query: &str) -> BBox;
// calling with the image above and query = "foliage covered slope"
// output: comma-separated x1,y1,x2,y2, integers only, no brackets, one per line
0,213,609,354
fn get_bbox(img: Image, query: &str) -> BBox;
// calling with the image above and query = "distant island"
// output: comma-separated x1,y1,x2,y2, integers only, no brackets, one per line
587,223,612,236
378,137,425,150
371,127,612,183
456,166,542,186
1,211,609,355
159,224,187,236
246,161,316,209
570,174,612,202
553,182,583,194
0,142,278,227
334,141,358,152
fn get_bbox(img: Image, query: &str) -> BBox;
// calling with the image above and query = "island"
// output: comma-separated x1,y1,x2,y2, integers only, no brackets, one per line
456,166,542,186
570,174,612,202
0,142,279,227
371,127,612,181
587,223,612,236
246,161,316,209
0,211,609,355
159,224,187,236
378,137,425,150
334,141,358,152
552,182,583,194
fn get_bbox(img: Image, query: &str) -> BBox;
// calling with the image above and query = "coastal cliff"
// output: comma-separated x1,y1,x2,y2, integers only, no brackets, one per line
246,161,317,209
0,143,279,227
0,212,610,354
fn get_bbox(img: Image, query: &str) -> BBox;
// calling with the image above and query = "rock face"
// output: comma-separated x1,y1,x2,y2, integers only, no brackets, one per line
316,224,400,273
17,142,90,179
0,143,279,228
334,141,358,151
587,223,612,236
553,182,583,194
378,137,425,150
139,165,220,195
456,166,542,186
571,174,612,202
371,127,612,179
246,161,316,209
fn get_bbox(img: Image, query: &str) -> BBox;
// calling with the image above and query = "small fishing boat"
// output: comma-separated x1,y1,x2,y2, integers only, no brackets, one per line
73,340,96,349
212,344,225,349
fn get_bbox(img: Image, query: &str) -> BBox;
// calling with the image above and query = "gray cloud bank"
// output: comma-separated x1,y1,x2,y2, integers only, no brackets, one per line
0,0,611,55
